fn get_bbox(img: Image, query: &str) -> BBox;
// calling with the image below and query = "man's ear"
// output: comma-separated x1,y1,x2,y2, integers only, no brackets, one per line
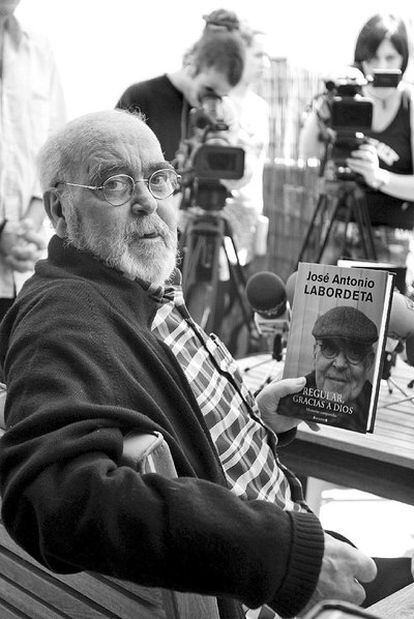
185,63,197,78
43,189,67,238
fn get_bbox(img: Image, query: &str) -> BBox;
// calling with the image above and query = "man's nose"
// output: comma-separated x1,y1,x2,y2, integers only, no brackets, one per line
332,350,348,367
130,183,157,215
379,60,392,70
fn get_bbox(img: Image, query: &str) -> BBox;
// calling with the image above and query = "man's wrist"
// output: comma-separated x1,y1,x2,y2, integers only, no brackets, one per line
370,169,390,191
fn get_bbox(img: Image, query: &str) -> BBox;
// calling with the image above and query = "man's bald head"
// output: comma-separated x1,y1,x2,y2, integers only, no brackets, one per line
38,109,159,193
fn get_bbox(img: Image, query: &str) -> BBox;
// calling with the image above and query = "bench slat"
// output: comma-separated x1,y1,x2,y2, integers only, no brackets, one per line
0,573,68,618
0,427,220,618
0,599,29,619
0,523,165,618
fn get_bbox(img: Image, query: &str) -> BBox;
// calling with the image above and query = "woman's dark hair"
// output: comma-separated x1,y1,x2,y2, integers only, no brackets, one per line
354,14,410,75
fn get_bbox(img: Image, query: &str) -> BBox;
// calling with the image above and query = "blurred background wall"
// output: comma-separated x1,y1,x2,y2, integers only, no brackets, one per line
16,0,414,278
16,0,414,120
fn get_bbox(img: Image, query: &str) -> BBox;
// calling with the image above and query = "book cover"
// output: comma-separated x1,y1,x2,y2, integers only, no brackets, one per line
277,262,394,433
337,258,406,295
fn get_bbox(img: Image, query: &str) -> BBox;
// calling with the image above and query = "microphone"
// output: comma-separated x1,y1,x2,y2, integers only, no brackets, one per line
245,271,287,318
245,272,290,360
388,291,414,367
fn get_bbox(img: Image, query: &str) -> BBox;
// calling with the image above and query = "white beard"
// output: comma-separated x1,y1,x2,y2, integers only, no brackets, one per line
64,205,178,285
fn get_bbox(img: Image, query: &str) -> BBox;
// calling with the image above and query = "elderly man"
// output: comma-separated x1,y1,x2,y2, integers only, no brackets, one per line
1,110,412,619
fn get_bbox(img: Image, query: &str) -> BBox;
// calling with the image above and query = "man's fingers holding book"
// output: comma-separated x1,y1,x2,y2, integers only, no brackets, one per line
256,376,306,433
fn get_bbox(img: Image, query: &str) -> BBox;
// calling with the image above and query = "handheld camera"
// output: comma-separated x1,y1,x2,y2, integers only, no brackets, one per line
371,68,402,88
317,69,401,181
177,88,245,211
320,72,372,181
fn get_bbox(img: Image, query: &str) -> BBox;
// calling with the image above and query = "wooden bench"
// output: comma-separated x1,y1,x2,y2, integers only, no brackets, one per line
0,404,220,619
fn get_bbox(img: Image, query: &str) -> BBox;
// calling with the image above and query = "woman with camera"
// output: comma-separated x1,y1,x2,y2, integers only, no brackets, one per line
300,14,414,279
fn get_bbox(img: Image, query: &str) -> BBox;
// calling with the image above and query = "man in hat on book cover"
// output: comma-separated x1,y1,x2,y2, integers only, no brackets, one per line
280,306,378,432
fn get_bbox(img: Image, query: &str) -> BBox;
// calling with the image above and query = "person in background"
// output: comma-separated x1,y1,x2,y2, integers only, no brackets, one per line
0,0,66,319
204,9,271,268
187,11,271,354
116,27,255,352
300,14,414,286
1,109,413,619
116,29,244,164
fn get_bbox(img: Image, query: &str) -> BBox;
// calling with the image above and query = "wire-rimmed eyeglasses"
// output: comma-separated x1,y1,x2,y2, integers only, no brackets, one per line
58,169,181,206
316,338,371,366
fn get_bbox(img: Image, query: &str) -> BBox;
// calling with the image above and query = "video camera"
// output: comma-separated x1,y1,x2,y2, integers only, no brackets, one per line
317,69,401,181
177,87,245,211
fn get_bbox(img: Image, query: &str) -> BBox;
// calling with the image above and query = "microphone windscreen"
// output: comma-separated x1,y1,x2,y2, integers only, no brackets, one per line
286,271,297,308
245,271,286,318
389,292,414,366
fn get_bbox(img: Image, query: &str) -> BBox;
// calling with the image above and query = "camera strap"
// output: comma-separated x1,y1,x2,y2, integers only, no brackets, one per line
404,86,414,174
180,99,191,141
172,99,191,170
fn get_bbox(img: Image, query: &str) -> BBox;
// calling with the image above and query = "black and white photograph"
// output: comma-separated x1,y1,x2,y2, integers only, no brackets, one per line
0,1,413,617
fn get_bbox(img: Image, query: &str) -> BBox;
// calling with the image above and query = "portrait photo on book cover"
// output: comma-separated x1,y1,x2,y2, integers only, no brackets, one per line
278,263,394,433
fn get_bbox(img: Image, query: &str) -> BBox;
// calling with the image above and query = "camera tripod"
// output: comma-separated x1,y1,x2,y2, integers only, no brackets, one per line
297,178,377,266
179,208,255,347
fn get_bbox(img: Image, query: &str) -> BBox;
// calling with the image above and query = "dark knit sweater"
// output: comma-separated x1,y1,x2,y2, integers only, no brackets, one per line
0,236,324,618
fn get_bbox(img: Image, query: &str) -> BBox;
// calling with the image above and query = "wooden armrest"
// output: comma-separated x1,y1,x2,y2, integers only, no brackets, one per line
0,388,173,479
122,431,177,478
122,430,220,617
0,420,220,617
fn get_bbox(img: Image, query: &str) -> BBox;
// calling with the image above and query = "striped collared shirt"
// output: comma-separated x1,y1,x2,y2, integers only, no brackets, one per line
148,274,308,512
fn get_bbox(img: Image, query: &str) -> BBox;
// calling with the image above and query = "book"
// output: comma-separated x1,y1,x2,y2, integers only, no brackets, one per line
337,258,406,295
277,262,395,433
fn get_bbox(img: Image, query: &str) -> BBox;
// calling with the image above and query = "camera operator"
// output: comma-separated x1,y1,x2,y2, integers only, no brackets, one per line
300,14,414,282
117,26,260,352
116,29,245,167
203,10,271,268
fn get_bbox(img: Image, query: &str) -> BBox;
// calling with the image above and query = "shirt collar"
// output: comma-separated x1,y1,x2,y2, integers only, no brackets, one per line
138,268,182,304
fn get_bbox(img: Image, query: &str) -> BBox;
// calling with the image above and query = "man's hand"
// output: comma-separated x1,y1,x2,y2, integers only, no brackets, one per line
256,376,319,434
0,218,46,272
298,533,378,616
